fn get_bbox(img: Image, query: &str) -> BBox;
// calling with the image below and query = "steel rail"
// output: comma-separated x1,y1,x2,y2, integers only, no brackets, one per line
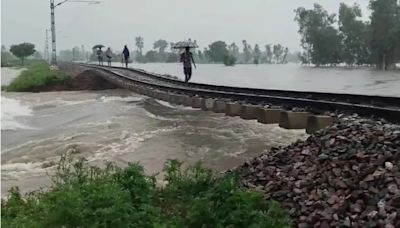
78,64,400,123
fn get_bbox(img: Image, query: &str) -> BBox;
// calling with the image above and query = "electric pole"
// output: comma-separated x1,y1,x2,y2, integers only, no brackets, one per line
45,29,50,63
50,0,57,65
50,0,101,66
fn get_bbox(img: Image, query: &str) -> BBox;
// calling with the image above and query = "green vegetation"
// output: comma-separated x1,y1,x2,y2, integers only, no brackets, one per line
10,43,36,65
1,153,291,228
223,54,237,66
4,63,69,92
82,37,292,65
295,0,400,69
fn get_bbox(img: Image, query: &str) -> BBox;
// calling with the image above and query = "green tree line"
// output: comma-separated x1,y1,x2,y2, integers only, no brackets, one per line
1,43,42,66
81,37,296,66
131,38,294,66
295,0,400,70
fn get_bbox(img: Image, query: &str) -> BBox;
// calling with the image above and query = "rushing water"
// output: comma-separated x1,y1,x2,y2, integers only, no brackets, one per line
115,63,400,97
1,64,399,195
1,67,309,195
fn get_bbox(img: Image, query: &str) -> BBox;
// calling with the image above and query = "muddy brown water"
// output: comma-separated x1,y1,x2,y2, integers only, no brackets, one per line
1,68,307,195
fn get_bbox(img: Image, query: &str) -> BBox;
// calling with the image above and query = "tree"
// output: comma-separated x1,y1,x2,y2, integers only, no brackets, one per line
273,44,284,63
135,36,144,55
369,0,400,69
207,41,228,62
228,43,240,60
253,44,261,64
145,50,157,62
153,39,168,53
294,4,342,66
10,43,35,65
264,45,273,63
339,3,369,66
223,54,236,66
281,47,289,64
242,40,251,63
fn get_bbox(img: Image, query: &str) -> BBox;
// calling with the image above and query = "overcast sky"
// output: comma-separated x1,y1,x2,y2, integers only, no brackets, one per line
1,0,370,53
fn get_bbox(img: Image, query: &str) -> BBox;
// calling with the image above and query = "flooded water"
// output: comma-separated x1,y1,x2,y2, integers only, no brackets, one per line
117,63,400,97
1,64,399,195
1,67,308,195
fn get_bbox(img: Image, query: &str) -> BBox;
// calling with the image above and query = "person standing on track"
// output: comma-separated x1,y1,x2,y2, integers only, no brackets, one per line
105,47,112,67
122,45,130,68
97,47,104,66
180,46,196,83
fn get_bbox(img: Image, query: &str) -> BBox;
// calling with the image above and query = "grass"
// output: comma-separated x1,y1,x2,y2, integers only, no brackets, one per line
1,153,292,228
3,62,69,92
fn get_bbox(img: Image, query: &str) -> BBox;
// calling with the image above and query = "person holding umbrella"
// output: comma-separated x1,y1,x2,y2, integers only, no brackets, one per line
93,45,105,66
122,45,130,68
173,40,198,83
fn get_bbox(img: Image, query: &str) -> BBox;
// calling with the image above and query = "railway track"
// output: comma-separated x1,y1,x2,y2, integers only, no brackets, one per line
79,63,400,123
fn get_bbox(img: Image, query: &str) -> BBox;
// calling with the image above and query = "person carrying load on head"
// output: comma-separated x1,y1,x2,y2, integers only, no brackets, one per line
180,46,196,83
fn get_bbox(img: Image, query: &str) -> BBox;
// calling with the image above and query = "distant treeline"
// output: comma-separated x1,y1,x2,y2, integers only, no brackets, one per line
1,44,42,67
295,0,400,70
58,38,299,66
96,38,298,66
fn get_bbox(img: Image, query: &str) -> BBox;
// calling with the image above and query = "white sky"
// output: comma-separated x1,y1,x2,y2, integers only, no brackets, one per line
1,0,370,53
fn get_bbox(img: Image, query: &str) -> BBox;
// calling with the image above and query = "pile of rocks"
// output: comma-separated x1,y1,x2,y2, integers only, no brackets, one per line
241,116,400,227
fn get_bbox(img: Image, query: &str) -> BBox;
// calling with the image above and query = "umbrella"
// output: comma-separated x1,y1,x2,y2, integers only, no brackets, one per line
172,40,198,49
92,44,105,49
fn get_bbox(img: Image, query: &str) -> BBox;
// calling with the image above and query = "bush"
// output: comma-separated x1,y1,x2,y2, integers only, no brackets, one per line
223,54,236,66
1,153,292,228
4,62,69,92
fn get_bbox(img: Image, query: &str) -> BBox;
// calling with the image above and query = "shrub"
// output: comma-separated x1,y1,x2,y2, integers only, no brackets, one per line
1,153,291,228
4,62,69,92
223,54,237,66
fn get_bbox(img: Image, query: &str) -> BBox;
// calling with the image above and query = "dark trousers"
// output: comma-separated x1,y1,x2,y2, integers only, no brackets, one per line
124,56,129,68
184,67,192,82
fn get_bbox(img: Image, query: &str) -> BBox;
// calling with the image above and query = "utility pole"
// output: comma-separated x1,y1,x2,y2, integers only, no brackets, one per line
45,29,50,63
50,0,57,65
50,0,101,66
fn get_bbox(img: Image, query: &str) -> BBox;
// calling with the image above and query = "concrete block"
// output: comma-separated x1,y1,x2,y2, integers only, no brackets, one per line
152,90,159,99
213,100,227,113
257,108,282,124
147,90,154,97
141,88,148,95
150,90,157,98
191,97,203,109
201,98,215,111
153,91,162,99
183,96,193,106
169,94,185,105
145,89,152,96
306,115,334,134
158,92,169,101
225,102,242,117
279,111,310,129
138,87,145,95
168,94,179,104
240,104,260,120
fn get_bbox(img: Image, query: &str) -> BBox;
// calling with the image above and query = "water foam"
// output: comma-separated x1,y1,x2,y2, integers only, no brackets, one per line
1,97,33,130
100,96,144,103
89,127,179,162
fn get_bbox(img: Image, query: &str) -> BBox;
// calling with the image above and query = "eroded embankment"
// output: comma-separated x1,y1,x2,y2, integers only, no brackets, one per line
29,69,119,92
